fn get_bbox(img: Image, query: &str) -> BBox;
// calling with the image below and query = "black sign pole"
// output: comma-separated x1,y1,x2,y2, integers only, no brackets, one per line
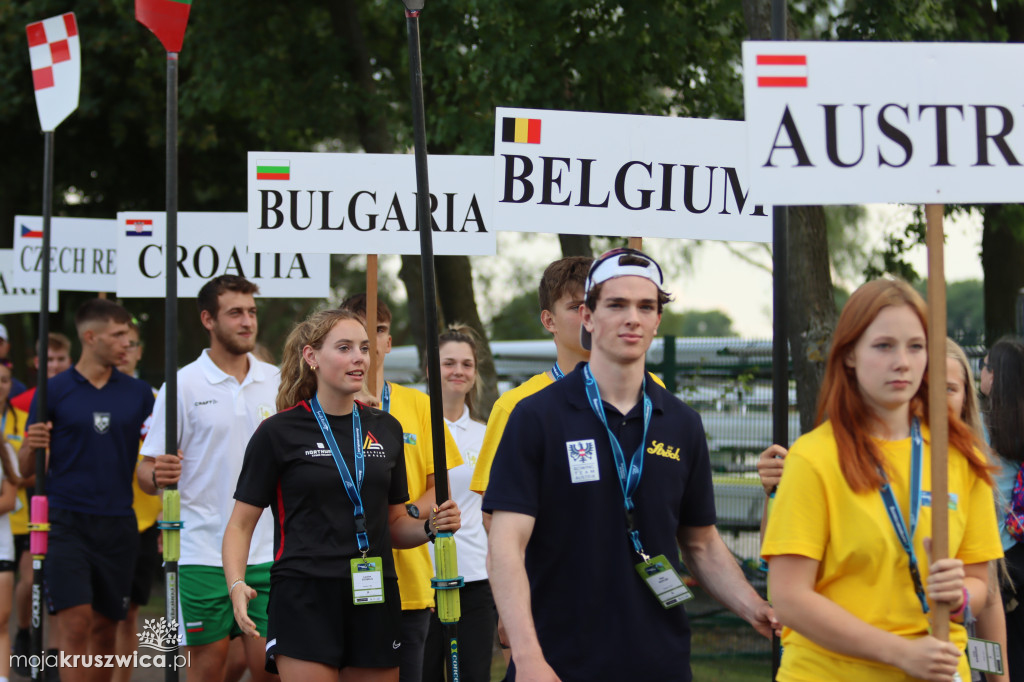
769,0,788,680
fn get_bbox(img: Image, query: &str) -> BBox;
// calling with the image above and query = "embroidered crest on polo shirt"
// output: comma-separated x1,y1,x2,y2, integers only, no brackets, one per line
566,438,600,483
256,403,273,421
647,440,681,461
93,412,111,434
403,433,417,445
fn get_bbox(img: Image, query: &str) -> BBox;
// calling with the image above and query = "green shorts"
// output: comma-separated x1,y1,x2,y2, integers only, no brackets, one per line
179,563,272,646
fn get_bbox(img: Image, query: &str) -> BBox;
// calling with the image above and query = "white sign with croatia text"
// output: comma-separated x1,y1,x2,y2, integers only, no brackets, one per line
116,212,330,298
492,107,771,242
743,41,1024,205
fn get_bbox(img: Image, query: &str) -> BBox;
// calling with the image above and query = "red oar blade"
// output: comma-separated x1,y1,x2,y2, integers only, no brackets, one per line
135,0,192,53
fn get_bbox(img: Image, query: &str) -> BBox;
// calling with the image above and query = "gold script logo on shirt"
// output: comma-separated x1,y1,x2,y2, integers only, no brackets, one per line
647,440,680,461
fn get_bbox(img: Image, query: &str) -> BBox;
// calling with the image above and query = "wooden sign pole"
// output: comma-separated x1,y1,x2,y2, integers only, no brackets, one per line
924,203,950,639
628,236,642,250
366,254,379,400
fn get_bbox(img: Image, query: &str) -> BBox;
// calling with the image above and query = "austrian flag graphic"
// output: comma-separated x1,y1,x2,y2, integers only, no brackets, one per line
756,54,808,88
26,12,80,132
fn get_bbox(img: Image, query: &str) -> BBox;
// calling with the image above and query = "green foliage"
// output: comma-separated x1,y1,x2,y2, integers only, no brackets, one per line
911,278,985,345
660,309,737,337
489,292,547,341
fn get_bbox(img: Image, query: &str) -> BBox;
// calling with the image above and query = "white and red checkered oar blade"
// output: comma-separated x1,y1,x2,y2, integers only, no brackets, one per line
26,12,81,132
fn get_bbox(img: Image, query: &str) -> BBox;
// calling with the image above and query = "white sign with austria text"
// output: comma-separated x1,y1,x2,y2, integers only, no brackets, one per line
12,216,117,292
743,41,1024,205
116,212,330,298
492,107,771,242
247,153,495,255
0,249,58,313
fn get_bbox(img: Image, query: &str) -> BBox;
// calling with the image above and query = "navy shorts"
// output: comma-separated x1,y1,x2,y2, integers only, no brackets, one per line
130,525,161,606
266,575,402,673
44,508,139,621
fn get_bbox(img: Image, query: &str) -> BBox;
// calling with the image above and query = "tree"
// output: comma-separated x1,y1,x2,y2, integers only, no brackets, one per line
831,0,1024,345
742,0,837,433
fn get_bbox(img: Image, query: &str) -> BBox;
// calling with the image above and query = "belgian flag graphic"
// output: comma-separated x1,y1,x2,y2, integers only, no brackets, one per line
501,117,542,144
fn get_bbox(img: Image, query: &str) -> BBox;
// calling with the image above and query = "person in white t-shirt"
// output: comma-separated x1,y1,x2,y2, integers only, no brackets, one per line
423,326,493,682
137,275,280,682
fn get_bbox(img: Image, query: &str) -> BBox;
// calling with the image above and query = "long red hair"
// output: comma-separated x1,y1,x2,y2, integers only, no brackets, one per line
816,279,992,492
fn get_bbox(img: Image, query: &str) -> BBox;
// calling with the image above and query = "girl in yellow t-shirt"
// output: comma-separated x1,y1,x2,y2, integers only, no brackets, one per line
762,279,1003,682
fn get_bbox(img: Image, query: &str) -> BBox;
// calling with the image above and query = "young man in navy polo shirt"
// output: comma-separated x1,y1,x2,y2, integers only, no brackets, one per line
20,299,155,682
484,249,780,682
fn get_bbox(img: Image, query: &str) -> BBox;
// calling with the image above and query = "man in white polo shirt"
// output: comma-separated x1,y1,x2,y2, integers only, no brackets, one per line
138,275,279,682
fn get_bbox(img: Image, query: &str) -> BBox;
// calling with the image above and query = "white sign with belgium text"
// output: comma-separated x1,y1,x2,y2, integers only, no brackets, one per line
247,152,495,256
743,41,1024,205
492,107,771,242
12,216,117,292
116,212,330,298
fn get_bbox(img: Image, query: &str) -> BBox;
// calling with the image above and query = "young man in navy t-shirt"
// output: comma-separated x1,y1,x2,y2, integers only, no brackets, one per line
20,299,155,682
484,249,780,682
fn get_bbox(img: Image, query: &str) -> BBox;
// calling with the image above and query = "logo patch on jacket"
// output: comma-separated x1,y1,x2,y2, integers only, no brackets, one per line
647,440,680,461
93,412,110,434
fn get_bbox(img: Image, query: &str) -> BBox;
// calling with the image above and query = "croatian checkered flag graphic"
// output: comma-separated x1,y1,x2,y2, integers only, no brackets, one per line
26,12,80,132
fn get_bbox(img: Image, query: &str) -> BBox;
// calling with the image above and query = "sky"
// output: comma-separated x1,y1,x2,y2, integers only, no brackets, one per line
377,203,985,339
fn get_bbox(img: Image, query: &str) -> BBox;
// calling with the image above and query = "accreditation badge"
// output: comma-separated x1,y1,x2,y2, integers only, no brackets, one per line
635,554,693,609
966,637,1004,675
351,556,385,605
565,439,600,483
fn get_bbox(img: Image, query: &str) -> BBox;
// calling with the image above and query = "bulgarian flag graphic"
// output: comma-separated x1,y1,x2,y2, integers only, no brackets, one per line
256,160,290,181
136,0,192,53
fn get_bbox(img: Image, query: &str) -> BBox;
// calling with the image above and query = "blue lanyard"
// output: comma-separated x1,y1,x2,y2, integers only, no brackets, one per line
582,364,653,561
310,395,369,556
551,363,565,380
382,382,391,413
878,418,928,614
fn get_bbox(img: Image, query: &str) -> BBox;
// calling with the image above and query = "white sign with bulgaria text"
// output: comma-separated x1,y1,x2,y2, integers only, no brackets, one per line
247,152,496,255
743,41,1024,205
12,216,117,292
0,249,58,313
492,107,771,241
116,212,330,298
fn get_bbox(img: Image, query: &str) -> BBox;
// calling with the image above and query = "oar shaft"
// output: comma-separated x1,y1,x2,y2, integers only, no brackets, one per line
30,129,55,682
405,9,448,505
163,51,181,682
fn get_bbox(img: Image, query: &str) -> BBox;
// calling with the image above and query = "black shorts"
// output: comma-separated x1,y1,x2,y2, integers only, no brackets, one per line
44,508,139,621
14,534,28,565
130,525,161,606
266,575,402,673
